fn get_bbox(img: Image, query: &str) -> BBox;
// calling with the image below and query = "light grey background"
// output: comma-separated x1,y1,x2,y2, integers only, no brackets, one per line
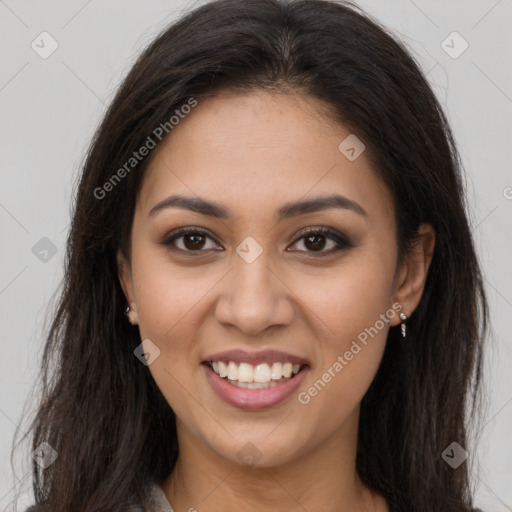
1,1,511,510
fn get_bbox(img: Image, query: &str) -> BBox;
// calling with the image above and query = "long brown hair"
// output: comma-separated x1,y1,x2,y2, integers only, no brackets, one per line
14,1,488,510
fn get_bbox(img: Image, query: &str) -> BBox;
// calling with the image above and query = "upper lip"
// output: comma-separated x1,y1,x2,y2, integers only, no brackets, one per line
203,349,310,367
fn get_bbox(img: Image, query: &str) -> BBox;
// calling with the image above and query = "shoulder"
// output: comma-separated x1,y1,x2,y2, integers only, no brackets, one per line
23,482,171,512
24,505,146,512
145,481,174,512
25,505,146,512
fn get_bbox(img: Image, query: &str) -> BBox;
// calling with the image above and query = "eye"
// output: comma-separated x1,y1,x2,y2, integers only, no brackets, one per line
161,225,353,257
288,226,353,256
160,227,221,253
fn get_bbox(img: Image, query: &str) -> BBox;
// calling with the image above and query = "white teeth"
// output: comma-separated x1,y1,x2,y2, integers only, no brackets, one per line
218,361,228,378
271,362,283,379
227,362,238,381
254,363,271,383
237,362,254,382
208,360,304,383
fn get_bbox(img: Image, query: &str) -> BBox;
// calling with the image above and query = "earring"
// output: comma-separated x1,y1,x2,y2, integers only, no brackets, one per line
124,305,137,325
399,311,407,338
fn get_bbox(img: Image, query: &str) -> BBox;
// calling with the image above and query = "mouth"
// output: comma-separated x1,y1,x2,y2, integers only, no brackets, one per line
203,360,307,388
201,350,310,410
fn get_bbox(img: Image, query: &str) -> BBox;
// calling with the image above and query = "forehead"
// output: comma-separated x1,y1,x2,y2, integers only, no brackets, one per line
137,90,394,224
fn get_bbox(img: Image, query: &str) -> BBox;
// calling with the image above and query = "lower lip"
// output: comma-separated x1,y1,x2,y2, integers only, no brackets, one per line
203,363,308,410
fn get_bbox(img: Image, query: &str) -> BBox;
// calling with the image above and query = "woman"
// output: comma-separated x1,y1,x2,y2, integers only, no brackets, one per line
17,0,488,510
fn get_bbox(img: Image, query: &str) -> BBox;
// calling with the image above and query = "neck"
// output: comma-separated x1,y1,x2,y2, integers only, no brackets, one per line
162,412,388,512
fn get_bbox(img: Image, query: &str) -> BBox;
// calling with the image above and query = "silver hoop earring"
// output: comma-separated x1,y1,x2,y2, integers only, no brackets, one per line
124,306,131,316
399,312,407,338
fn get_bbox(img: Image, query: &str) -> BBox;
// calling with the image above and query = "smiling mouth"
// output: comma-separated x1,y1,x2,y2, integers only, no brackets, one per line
203,360,308,389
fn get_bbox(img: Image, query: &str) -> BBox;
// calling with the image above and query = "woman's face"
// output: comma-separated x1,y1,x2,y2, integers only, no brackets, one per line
118,90,421,468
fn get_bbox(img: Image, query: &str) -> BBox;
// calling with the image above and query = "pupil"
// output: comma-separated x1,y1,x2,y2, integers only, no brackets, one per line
305,234,325,251
185,234,204,250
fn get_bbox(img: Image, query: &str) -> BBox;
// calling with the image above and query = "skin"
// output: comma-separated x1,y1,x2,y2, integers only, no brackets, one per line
117,90,435,512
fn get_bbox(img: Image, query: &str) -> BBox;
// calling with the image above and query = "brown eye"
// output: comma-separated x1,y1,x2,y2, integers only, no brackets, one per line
181,232,207,250
288,227,353,256
301,233,329,251
161,227,220,254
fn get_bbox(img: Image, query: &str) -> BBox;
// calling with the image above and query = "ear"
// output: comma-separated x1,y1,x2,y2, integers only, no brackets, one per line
390,223,435,326
117,249,139,325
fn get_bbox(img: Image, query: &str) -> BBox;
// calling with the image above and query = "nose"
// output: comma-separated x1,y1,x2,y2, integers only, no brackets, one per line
214,247,295,337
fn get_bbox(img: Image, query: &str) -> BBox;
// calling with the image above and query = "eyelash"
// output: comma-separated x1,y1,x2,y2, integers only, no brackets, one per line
160,226,353,257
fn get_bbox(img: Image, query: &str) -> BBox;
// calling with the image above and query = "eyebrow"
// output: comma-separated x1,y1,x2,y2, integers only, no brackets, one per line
148,193,367,221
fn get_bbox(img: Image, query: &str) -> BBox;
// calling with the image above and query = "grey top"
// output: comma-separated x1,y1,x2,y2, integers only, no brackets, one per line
145,481,175,512
24,482,175,512
25,482,174,512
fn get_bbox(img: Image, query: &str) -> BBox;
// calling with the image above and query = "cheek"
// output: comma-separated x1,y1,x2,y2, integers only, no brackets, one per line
129,246,239,423
131,244,209,347
132,264,207,419
292,252,395,417
292,248,396,345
